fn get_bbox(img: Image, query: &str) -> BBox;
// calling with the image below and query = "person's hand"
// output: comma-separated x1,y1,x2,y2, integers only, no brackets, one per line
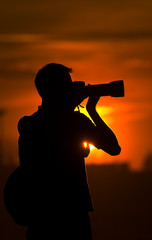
86,96,100,112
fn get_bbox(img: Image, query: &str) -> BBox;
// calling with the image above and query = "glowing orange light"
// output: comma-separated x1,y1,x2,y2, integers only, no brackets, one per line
83,142,94,150
89,144,95,150
83,142,88,148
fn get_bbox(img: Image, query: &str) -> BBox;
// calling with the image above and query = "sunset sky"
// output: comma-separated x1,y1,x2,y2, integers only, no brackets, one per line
0,0,152,170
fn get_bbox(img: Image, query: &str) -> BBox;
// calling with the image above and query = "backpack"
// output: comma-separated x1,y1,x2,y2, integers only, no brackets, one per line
4,166,30,226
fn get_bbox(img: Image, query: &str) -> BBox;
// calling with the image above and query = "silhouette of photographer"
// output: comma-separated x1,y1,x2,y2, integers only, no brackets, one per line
4,63,121,240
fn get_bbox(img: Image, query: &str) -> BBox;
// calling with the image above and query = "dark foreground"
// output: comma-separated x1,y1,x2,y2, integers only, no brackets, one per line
1,164,152,240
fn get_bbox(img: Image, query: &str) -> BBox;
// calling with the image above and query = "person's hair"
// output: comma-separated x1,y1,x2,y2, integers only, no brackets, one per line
35,63,72,98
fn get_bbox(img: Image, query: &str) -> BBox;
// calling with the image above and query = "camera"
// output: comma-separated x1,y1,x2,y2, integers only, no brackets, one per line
72,80,124,99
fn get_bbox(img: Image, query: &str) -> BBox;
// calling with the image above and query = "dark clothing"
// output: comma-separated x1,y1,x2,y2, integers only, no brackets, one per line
17,106,99,239
26,211,92,240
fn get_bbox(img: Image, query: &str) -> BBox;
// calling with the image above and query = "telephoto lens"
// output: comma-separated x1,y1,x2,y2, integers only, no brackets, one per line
109,80,124,97
71,80,124,108
85,80,124,98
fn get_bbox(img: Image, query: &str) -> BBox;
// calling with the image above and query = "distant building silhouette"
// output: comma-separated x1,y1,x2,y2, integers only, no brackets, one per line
143,153,152,172
103,163,129,171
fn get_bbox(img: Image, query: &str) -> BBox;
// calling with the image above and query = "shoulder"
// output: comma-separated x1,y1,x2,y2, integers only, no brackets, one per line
17,116,32,134
18,111,40,135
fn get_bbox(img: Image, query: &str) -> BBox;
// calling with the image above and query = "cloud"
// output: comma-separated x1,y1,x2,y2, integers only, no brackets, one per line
0,34,152,120
0,0,152,41
0,34,47,43
0,0,152,170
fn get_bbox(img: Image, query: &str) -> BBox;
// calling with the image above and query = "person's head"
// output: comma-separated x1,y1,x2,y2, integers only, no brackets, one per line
35,63,73,102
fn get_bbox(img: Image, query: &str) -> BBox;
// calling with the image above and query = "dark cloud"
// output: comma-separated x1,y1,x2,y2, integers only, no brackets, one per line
0,0,152,41
59,31,152,41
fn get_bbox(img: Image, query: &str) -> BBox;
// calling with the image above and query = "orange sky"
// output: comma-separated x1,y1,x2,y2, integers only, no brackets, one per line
0,0,152,170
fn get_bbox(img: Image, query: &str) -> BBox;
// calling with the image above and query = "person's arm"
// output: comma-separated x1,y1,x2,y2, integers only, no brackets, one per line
86,96,121,156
